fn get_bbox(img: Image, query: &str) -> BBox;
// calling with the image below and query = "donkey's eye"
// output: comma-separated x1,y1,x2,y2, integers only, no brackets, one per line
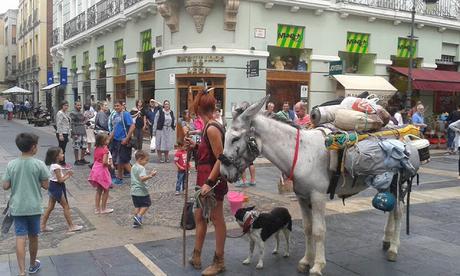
231,137,240,144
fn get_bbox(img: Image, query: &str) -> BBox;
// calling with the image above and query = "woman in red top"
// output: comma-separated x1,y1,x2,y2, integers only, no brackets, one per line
185,88,227,275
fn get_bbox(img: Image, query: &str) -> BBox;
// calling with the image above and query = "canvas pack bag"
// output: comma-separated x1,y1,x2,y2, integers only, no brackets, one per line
334,109,383,132
344,138,389,177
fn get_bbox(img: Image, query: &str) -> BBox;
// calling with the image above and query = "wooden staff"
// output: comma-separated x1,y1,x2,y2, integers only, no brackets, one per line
182,147,192,267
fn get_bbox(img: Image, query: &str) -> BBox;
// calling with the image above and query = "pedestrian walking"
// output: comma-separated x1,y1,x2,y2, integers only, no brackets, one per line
70,102,89,165
2,98,8,119
213,106,226,130
88,133,114,214
55,101,71,165
236,163,256,187
84,104,96,155
131,150,157,228
412,104,427,135
185,88,227,275
447,105,460,154
174,141,189,195
6,99,14,120
41,147,83,233
2,133,50,275
145,99,161,139
132,99,146,150
448,119,460,179
110,100,135,185
153,100,175,163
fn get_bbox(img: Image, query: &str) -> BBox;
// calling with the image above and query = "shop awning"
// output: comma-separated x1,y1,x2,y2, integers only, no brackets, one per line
333,74,397,101
41,83,61,91
390,66,460,92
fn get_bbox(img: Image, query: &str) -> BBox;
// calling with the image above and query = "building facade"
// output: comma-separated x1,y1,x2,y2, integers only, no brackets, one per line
0,9,18,91
17,0,50,105
50,0,460,121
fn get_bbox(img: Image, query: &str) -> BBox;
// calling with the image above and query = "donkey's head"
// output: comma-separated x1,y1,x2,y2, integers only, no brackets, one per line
219,95,269,182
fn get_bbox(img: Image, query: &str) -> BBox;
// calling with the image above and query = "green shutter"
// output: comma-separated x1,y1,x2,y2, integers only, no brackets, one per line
276,24,305,48
83,51,89,66
97,46,104,63
71,56,77,70
115,39,123,59
397,38,417,58
141,30,152,52
346,32,370,54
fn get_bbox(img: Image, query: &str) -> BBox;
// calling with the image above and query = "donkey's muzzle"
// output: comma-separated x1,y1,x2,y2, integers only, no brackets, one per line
218,154,234,167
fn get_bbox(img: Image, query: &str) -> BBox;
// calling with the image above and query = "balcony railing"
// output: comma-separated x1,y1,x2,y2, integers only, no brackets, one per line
87,5,97,29
336,0,459,19
97,0,122,24
64,11,86,40
125,0,142,9
52,28,60,46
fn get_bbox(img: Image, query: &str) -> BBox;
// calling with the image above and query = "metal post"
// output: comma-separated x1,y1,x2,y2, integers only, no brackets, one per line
405,0,416,111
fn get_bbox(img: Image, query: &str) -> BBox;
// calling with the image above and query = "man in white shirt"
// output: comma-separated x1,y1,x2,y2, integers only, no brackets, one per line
3,99,8,119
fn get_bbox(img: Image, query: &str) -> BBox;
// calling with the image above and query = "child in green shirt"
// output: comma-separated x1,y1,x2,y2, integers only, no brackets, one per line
2,133,50,275
131,150,156,228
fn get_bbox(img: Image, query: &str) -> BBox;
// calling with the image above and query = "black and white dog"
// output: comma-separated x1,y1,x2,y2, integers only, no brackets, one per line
235,206,292,269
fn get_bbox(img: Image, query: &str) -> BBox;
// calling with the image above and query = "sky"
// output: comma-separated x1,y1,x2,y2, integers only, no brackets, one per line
0,0,19,14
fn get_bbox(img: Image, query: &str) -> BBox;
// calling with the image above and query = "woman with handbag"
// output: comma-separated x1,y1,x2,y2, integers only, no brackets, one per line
153,100,175,163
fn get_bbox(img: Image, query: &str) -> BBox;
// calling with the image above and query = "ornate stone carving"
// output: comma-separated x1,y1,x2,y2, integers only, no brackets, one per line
50,46,65,66
224,0,239,31
157,0,179,33
185,0,214,33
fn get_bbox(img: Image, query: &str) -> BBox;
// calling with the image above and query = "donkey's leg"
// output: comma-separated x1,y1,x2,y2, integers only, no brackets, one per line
272,231,280,254
309,190,327,276
282,228,291,257
297,196,314,273
388,202,403,262
382,209,395,251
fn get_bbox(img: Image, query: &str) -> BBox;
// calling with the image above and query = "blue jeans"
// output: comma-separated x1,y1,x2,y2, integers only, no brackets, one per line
176,171,186,192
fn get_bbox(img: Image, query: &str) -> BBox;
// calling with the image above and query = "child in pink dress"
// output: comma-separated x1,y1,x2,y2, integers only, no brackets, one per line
88,133,113,214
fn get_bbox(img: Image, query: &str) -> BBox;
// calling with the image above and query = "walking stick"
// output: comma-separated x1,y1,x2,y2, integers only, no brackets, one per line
182,148,192,267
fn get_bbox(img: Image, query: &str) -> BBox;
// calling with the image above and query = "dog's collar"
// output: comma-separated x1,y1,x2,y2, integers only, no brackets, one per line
241,210,259,234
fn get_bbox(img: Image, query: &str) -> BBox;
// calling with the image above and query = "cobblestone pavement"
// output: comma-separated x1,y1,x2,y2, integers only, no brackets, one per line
1,118,460,275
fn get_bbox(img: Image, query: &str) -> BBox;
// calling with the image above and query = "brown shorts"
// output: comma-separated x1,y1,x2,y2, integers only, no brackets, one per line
196,164,228,201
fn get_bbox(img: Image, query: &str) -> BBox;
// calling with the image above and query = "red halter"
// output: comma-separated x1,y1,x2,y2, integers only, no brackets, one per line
288,129,301,181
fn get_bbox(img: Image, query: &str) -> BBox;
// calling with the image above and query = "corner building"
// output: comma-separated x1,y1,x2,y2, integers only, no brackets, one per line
51,0,460,121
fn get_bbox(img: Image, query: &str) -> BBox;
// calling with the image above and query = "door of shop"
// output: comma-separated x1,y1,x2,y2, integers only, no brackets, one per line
176,74,226,119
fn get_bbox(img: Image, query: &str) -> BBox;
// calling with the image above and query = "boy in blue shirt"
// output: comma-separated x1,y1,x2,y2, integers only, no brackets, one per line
2,133,50,275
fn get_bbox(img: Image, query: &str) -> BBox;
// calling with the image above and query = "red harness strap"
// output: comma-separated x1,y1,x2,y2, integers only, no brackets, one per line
288,129,301,181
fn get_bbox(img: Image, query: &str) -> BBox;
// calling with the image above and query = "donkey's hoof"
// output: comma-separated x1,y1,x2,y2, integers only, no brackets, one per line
387,251,398,262
272,250,278,255
309,271,322,276
382,241,391,251
297,262,310,273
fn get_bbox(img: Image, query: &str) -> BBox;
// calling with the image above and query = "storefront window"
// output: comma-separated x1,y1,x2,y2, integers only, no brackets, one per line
114,39,125,76
267,46,311,71
140,30,154,72
83,51,90,80
338,51,376,74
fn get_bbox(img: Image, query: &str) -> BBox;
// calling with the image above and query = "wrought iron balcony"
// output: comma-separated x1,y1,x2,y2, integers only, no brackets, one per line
87,4,97,29
97,0,122,24
125,0,142,9
336,0,459,20
64,11,86,40
52,28,60,46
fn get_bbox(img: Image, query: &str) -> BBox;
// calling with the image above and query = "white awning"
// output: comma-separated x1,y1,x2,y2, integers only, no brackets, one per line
333,74,397,102
41,83,61,91
1,86,32,95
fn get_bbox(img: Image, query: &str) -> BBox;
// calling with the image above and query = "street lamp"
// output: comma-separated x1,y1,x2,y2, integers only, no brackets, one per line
406,0,439,111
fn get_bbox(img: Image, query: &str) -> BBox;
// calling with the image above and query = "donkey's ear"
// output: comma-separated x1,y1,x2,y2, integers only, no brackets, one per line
240,95,270,122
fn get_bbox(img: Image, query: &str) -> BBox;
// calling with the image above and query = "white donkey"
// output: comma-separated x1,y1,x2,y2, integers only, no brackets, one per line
220,96,415,276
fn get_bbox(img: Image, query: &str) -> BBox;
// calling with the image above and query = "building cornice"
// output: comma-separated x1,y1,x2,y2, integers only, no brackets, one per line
374,59,393,66
125,57,140,64
153,48,269,58
310,55,340,62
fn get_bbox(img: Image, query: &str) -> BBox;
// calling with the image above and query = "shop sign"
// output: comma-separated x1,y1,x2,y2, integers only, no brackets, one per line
397,38,417,58
346,32,369,53
246,60,259,77
169,73,175,85
254,28,266,38
47,71,53,85
177,55,224,63
329,60,343,75
60,67,68,85
300,85,308,99
277,24,305,49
